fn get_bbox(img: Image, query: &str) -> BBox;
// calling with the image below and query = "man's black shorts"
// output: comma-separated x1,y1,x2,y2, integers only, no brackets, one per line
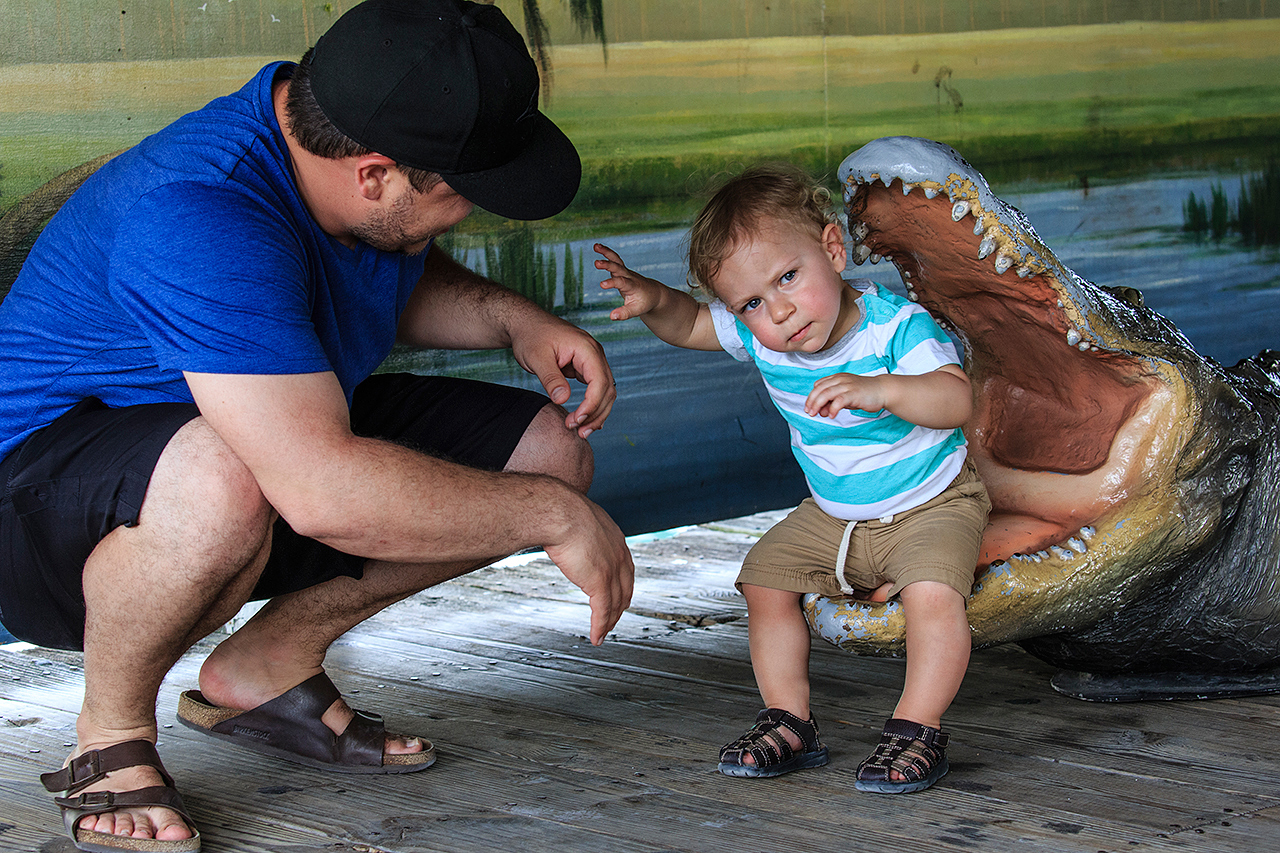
0,373,549,650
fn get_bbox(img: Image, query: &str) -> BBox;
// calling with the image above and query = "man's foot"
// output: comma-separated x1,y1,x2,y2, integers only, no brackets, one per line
177,672,436,773
194,650,427,758
40,739,200,850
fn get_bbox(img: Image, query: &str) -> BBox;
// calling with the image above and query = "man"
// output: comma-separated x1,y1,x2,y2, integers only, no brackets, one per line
0,1,634,850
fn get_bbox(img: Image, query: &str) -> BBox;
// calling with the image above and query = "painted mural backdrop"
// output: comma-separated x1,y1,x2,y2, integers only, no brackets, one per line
2,1,1279,532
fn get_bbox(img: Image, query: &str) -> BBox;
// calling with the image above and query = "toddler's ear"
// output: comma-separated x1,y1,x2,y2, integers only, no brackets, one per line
822,222,847,272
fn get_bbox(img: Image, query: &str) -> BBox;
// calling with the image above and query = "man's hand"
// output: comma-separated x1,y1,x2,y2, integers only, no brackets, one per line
510,314,616,438
542,497,636,645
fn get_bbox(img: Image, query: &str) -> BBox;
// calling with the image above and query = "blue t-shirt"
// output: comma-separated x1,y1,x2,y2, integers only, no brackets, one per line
0,62,427,461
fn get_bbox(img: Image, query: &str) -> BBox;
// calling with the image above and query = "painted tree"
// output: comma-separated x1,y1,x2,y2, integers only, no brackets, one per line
488,0,607,96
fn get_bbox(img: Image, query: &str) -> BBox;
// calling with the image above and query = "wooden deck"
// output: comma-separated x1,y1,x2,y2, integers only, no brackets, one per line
2,510,1278,852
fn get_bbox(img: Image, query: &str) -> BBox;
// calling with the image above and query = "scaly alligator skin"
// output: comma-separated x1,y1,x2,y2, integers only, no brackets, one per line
804,137,1280,700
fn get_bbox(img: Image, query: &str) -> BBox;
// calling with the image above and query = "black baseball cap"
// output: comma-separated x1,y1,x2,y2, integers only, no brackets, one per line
309,0,581,220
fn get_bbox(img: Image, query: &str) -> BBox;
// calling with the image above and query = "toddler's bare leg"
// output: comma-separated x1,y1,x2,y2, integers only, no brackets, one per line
737,583,810,761
893,579,970,731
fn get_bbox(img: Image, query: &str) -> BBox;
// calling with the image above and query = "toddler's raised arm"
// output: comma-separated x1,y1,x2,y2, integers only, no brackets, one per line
594,243,721,351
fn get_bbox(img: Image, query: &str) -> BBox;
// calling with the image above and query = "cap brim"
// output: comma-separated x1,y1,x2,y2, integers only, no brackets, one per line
441,112,581,221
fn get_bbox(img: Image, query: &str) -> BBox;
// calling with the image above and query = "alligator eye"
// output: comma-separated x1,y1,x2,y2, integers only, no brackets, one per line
1102,285,1145,308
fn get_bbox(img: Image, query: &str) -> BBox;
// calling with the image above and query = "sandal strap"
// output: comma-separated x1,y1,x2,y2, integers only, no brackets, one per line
720,708,823,770
208,672,386,768
857,718,949,784
53,783,190,818
40,739,174,795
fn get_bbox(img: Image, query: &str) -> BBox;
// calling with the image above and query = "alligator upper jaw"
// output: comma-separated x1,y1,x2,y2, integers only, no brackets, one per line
838,137,1201,573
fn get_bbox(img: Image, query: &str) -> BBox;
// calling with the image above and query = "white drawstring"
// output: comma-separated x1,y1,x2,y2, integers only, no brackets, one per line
835,520,857,595
835,514,895,596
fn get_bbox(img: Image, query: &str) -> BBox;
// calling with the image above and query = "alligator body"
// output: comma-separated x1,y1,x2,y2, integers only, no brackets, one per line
804,137,1280,701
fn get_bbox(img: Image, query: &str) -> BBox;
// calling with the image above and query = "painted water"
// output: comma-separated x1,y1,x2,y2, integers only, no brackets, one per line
393,173,1280,535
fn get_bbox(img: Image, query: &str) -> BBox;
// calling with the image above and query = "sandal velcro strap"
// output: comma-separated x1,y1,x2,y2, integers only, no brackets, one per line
855,717,950,792
718,708,829,778
40,739,172,795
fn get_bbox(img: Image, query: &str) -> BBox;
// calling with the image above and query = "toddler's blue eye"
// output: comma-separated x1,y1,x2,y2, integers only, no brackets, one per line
743,298,762,312
781,270,797,284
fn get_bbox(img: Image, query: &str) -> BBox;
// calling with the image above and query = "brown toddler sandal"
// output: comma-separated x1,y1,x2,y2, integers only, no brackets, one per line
40,739,201,852
717,708,829,778
855,717,950,794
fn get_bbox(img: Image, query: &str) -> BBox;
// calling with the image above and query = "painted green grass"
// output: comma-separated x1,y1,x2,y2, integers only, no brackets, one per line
3,20,1279,233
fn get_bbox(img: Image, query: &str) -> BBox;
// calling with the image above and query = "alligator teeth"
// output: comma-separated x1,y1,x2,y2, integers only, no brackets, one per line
1050,545,1075,561
994,254,1013,274
1066,329,1081,347
870,253,882,264
901,269,912,279
903,182,915,195
852,222,869,242
852,244,871,264
977,234,996,260
1016,265,1032,278
904,278,915,289
1078,341,1091,351
973,219,985,236
1035,550,1049,561
907,291,919,302
924,187,939,199
881,175,894,187
1080,526,1095,540
951,200,970,221
1067,537,1087,554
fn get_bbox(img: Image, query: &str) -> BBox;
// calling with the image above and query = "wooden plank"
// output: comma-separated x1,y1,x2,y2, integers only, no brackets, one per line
4,515,1280,853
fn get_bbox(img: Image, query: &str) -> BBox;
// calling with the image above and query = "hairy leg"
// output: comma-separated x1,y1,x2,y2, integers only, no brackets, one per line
737,583,811,761
74,418,274,840
196,402,592,747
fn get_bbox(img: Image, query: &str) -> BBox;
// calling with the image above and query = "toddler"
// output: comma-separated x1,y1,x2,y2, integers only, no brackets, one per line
594,163,990,793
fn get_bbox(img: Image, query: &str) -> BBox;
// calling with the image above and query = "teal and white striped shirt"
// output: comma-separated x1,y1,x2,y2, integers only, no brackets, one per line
710,280,967,521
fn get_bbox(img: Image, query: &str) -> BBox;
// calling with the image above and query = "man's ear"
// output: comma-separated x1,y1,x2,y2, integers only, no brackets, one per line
354,154,397,201
822,222,847,273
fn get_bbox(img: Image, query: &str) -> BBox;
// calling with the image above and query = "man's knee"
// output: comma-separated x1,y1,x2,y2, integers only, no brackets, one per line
143,418,274,558
505,403,594,491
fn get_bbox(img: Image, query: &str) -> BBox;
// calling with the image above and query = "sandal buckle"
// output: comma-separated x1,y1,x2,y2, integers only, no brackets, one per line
68,750,104,786
56,790,116,812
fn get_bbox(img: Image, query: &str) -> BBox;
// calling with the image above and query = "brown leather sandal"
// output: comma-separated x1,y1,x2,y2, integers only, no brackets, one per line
176,672,435,774
40,739,201,853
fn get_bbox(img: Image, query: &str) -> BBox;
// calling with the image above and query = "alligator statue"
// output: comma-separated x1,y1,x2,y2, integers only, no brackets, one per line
805,136,1280,701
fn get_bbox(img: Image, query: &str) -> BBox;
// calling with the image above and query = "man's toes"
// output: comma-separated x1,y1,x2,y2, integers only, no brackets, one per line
385,734,426,755
154,810,195,841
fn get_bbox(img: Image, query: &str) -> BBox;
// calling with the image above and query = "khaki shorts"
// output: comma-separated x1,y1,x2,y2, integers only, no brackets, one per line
737,458,991,601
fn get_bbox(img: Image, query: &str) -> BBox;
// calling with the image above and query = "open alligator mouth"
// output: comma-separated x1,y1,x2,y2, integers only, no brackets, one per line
805,137,1280,699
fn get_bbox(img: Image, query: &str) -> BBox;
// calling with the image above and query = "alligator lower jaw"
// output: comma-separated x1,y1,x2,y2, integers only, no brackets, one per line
843,176,1194,577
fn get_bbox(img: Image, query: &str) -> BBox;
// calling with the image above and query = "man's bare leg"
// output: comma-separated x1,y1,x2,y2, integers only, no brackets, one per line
191,402,591,752
73,418,275,840
72,403,588,840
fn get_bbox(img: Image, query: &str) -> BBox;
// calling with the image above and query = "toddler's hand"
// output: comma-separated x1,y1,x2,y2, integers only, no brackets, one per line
594,243,666,321
806,373,887,419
